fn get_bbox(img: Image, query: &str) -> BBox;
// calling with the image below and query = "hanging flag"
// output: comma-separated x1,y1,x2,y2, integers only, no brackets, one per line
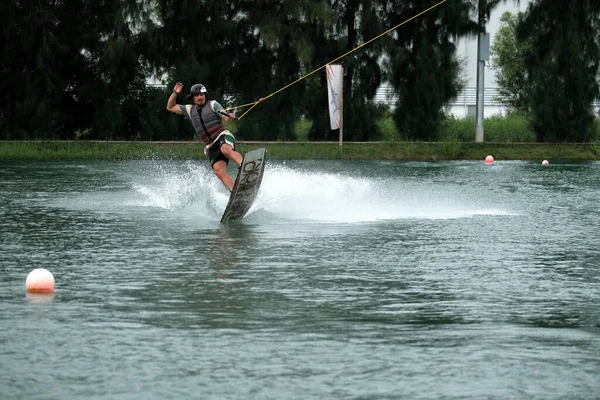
326,64,343,130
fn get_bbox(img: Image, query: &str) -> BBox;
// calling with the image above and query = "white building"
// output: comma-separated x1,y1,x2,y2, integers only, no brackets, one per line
375,1,532,117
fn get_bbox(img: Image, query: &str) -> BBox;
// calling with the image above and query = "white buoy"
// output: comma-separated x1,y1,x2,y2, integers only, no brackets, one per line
25,268,55,293
542,160,549,165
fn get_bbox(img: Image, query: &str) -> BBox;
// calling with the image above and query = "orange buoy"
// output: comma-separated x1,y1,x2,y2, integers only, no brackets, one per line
26,268,55,293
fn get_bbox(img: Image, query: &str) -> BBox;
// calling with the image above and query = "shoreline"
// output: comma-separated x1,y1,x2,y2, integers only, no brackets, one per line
0,140,598,161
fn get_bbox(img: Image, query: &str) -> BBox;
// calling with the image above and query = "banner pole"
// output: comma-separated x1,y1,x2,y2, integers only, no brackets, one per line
339,64,344,148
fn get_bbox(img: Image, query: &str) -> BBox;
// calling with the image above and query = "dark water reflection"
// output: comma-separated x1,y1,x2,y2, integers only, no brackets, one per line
1,160,599,399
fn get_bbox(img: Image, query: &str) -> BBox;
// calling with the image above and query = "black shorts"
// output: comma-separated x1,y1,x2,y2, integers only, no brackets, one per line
208,133,236,167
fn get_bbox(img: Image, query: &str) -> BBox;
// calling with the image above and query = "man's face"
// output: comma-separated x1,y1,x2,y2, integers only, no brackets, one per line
193,92,206,106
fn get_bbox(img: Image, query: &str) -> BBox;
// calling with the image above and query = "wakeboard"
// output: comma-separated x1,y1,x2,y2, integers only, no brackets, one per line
220,148,267,222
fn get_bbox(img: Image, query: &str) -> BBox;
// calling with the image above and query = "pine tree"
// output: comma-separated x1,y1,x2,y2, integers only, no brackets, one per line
385,0,477,141
0,0,153,140
305,0,389,141
517,0,600,142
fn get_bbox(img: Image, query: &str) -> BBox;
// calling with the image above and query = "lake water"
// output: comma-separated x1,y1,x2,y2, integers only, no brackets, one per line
1,159,599,399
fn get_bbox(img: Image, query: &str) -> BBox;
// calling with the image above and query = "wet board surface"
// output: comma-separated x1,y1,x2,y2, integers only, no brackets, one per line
220,148,267,222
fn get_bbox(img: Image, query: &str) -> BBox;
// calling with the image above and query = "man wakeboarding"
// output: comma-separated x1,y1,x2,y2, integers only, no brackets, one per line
166,82,243,191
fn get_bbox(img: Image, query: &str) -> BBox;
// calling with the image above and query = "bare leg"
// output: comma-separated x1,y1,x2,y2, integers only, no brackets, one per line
213,160,234,191
220,143,243,166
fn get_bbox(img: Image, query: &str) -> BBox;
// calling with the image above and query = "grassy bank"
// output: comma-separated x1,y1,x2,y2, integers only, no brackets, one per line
1,140,598,161
3,113,599,161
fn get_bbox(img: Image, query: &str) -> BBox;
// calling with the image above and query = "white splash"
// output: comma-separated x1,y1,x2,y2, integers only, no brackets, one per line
57,161,517,224
126,161,230,220
247,164,516,223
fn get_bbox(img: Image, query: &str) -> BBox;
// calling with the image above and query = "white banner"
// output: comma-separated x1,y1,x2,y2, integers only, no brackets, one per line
326,64,343,130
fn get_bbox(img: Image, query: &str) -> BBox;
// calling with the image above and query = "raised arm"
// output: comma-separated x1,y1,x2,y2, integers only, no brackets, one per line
166,82,184,115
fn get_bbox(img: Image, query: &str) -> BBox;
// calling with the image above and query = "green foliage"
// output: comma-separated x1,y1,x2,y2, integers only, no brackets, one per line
490,12,532,113
440,140,463,159
439,115,476,141
0,0,153,140
294,119,313,142
305,0,388,141
593,140,600,156
483,113,535,142
517,0,600,142
0,141,202,160
4,140,598,161
153,0,333,142
439,114,534,142
377,113,400,142
1,0,598,145
74,128,93,140
386,0,478,140
138,87,191,141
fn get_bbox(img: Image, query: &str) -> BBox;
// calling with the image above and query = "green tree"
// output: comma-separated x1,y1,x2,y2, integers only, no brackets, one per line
385,0,478,141
490,11,532,114
239,0,331,141
76,0,155,140
306,0,388,141
152,0,334,141
0,0,74,139
153,0,386,142
0,0,154,140
517,0,600,142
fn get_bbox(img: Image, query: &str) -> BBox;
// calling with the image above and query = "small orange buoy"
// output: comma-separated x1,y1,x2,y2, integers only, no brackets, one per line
485,155,494,164
542,160,549,165
26,268,55,293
